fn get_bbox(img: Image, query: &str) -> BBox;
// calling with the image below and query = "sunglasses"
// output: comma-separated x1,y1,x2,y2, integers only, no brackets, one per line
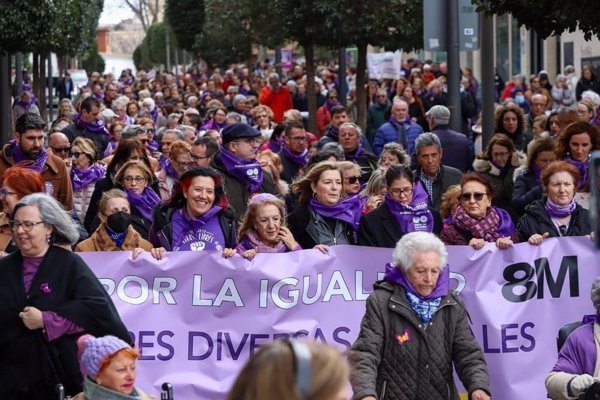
460,192,488,202
72,152,83,159
345,176,360,184
51,146,71,153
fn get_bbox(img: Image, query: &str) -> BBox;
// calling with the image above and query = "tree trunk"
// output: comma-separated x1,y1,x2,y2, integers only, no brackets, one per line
304,43,317,135
355,42,368,132
39,54,48,122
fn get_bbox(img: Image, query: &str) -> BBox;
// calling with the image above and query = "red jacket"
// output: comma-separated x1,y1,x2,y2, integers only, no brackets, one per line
259,86,293,123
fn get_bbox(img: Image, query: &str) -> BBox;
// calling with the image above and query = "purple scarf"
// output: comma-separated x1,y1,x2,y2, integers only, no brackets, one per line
219,147,263,192
565,155,588,190
71,164,105,190
325,100,340,112
125,187,160,222
148,139,160,153
149,106,159,124
383,262,450,301
544,197,576,218
344,144,364,162
328,126,339,139
171,205,223,250
12,143,48,173
269,136,284,153
309,195,363,231
14,99,34,112
76,114,109,135
384,184,434,233
390,116,411,126
103,140,118,158
283,144,309,166
202,119,227,132
490,159,509,174
163,159,179,179
237,230,288,253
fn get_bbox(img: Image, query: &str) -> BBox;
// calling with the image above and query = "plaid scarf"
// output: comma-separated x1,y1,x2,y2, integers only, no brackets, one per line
452,205,501,241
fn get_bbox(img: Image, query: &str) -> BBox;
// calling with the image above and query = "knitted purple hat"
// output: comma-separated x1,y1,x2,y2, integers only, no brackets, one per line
78,335,131,379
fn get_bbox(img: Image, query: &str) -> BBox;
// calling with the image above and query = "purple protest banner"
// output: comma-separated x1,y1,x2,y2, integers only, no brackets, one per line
81,237,598,399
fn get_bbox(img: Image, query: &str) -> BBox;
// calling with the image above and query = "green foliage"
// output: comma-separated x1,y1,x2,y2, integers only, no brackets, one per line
145,22,177,66
474,0,600,40
165,0,205,51
194,0,252,67
133,43,154,71
81,41,105,73
0,0,103,55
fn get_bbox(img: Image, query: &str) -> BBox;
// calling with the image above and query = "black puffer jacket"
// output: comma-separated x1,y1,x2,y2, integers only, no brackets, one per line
512,169,543,219
517,199,591,242
350,281,491,400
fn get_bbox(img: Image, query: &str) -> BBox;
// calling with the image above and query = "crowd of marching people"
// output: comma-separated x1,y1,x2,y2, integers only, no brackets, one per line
2,58,599,399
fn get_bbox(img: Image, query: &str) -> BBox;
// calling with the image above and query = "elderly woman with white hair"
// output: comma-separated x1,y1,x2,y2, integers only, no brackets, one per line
546,277,600,399
350,232,491,400
0,193,130,398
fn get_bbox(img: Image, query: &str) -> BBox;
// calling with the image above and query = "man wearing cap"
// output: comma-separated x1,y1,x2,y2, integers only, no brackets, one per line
211,123,278,221
0,113,73,210
62,96,109,159
424,105,472,172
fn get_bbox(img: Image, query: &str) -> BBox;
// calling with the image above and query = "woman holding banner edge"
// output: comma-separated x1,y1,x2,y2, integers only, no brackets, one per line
149,167,237,255
288,161,362,253
235,193,301,260
517,160,591,244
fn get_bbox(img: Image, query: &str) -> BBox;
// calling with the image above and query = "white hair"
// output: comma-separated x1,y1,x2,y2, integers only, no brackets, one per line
592,277,600,311
392,232,448,271
582,90,600,107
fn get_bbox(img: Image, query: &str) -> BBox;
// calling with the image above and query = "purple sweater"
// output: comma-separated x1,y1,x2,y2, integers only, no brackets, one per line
552,322,597,375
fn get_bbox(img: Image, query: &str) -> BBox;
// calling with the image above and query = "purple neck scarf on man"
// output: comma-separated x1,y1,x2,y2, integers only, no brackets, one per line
219,147,264,193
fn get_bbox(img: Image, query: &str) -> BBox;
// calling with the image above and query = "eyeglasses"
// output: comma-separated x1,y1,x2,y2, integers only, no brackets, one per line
174,156,193,167
290,136,307,143
51,146,71,154
0,188,17,200
72,152,84,159
389,187,413,196
142,128,156,134
460,192,488,202
491,151,510,158
344,176,361,184
123,176,146,183
191,153,211,161
9,220,44,232
235,137,260,145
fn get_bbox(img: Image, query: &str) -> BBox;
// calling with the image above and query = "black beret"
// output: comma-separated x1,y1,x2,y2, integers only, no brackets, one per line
221,123,261,144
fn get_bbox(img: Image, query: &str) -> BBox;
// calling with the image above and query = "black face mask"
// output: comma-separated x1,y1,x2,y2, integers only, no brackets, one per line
106,211,132,233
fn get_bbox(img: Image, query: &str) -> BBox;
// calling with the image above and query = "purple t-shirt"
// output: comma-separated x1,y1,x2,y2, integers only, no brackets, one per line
552,322,597,375
171,209,226,251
